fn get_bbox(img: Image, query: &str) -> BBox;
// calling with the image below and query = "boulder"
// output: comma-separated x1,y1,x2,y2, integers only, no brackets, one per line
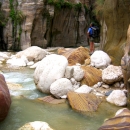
50,78,73,98
102,65,123,84
75,85,93,94
0,74,11,121
38,95,66,104
16,46,50,62
81,66,102,86
18,121,53,130
67,92,102,112
98,108,130,130
73,65,84,81
34,54,68,94
90,50,111,69
106,90,127,106
58,46,90,66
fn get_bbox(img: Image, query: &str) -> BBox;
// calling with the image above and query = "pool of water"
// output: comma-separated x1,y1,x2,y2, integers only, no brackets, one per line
0,67,123,130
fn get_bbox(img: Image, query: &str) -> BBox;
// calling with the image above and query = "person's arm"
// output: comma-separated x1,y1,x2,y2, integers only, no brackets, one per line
87,28,90,38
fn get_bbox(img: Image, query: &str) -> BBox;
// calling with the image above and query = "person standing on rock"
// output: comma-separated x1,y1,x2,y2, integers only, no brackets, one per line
87,23,95,55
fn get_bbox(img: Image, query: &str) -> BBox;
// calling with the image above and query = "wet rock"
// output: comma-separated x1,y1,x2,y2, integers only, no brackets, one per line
18,121,53,130
0,74,11,121
67,92,102,112
105,90,113,96
38,95,66,104
7,82,23,91
106,90,127,106
98,108,130,130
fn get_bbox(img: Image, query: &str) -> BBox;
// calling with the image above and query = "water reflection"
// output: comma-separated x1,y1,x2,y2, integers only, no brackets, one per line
0,67,123,130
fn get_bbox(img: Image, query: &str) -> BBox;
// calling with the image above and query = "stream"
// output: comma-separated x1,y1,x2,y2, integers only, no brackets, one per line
0,65,123,130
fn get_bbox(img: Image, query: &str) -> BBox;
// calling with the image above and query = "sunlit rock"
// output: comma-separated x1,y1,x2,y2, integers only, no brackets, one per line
58,46,90,66
102,65,123,84
16,46,50,62
106,90,127,106
6,56,28,67
64,66,74,79
30,61,41,69
75,85,93,94
18,121,53,130
34,54,68,93
7,82,23,91
38,95,66,104
27,61,34,66
67,92,102,112
99,108,130,130
81,66,102,86
50,78,73,98
0,52,9,59
90,50,111,69
73,65,84,82
0,74,11,121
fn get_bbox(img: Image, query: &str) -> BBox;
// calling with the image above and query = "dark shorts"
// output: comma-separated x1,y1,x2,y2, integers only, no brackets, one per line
89,37,94,42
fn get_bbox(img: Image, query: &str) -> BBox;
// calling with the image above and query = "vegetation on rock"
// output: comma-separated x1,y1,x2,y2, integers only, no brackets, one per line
9,0,24,51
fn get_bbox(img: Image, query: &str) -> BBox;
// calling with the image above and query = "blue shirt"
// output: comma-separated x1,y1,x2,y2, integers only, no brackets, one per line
88,27,93,36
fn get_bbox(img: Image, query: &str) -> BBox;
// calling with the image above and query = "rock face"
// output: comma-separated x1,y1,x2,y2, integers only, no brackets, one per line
2,0,91,50
100,0,130,65
0,74,11,121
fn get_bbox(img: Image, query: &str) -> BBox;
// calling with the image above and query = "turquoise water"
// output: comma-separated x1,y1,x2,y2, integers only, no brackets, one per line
0,67,122,130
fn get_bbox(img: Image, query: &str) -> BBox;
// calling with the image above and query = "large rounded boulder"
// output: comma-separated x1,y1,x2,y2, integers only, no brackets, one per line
0,74,11,121
34,54,68,93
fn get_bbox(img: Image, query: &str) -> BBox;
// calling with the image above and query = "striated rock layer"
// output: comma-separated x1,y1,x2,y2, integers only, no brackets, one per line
0,74,11,121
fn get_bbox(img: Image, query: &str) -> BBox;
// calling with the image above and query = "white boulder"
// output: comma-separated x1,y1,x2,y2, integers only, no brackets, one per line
34,54,68,93
50,78,73,98
73,65,84,81
18,121,53,130
106,90,127,106
16,46,50,62
102,65,123,84
64,66,74,79
6,55,28,67
75,85,93,93
90,50,111,69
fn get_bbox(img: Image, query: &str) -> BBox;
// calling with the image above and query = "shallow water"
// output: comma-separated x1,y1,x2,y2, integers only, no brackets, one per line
0,67,123,130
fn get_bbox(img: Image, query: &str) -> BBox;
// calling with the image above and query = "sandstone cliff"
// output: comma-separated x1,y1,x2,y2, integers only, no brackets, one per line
100,0,130,65
1,0,94,50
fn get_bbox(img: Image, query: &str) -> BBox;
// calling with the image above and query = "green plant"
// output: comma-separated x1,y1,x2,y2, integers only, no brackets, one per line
63,1,73,9
9,0,24,50
74,3,82,11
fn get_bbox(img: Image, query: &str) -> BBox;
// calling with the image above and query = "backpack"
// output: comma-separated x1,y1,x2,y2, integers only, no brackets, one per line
91,26,100,38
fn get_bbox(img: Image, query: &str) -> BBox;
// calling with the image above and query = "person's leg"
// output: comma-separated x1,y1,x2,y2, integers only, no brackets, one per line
90,42,93,53
92,42,95,53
